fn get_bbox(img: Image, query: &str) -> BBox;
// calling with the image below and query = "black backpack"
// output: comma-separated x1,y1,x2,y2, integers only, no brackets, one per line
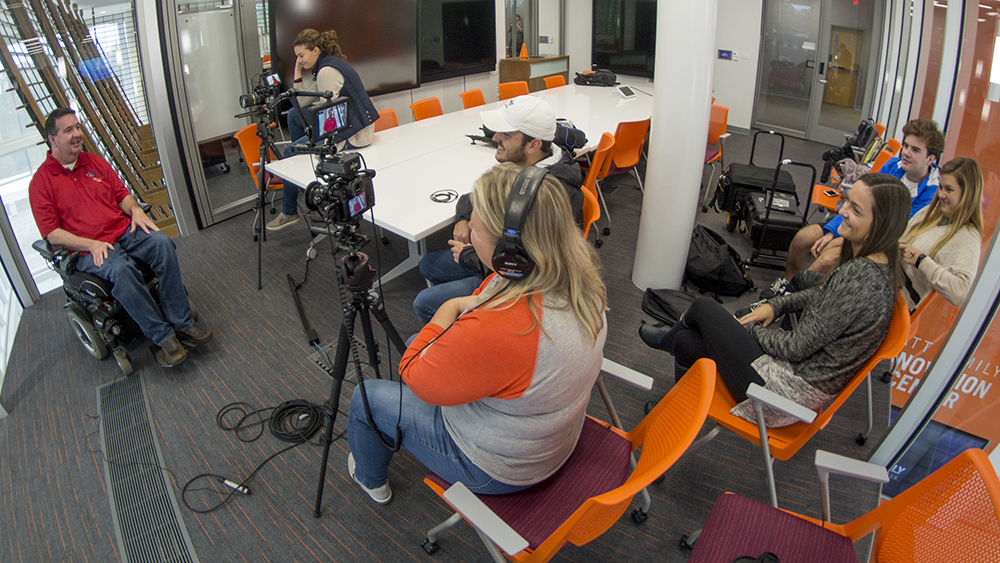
574,69,617,87
820,118,878,182
641,288,698,326
685,225,753,297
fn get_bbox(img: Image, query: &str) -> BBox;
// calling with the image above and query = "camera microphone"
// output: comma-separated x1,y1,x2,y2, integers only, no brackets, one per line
221,478,251,495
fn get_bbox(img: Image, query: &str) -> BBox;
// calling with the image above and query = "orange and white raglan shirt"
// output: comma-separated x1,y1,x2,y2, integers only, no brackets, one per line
400,274,607,486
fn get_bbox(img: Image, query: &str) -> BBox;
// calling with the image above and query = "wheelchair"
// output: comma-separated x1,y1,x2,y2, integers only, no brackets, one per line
32,239,198,376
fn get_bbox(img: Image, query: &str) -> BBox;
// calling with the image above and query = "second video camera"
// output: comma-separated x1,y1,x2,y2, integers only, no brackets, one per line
304,152,375,226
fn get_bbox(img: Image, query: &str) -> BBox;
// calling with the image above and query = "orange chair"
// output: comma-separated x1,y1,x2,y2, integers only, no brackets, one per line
591,118,650,236
233,124,282,193
701,104,730,212
581,132,616,247
543,75,566,89
686,448,1000,561
410,97,443,121
498,81,529,100
234,124,284,226
421,360,717,563
373,109,398,132
874,122,887,137
812,141,900,216
459,89,485,109
581,185,601,248
689,293,910,508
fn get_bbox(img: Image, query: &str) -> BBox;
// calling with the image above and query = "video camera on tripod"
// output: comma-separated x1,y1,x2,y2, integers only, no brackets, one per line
281,95,375,227
239,73,282,109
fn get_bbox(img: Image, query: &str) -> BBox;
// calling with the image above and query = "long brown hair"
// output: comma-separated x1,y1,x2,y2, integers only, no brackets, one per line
837,173,911,292
903,157,984,259
470,163,607,342
294,29,345,60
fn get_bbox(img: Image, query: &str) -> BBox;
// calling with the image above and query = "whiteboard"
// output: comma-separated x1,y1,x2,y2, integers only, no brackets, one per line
178,8,245,142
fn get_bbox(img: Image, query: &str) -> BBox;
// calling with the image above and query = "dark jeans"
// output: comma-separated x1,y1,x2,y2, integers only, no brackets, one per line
668,297,766,403
76,229,193,347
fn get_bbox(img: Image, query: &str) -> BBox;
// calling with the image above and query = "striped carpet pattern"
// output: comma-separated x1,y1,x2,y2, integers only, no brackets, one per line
0,131,891,562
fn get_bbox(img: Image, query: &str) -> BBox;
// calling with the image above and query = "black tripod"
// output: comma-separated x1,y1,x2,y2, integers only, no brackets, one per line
240,105,283,290
301,245,407,518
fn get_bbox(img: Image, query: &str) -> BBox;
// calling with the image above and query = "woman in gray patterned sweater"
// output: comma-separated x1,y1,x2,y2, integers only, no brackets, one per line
640,173,911,426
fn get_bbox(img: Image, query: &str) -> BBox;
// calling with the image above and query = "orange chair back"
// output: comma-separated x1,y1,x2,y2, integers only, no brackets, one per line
709,293,910,461
707,105,729,147
530,360,716,561
233,125,282,191
459,89,485,109
609,118,651,170
886,137,902,155
543,75,566,89
836,448,1000,560
875,123,887,137
870,147,896,175
583,133,616,196
374,109,398,132
581,186,600,241
410,97,443,121
499,81,529,101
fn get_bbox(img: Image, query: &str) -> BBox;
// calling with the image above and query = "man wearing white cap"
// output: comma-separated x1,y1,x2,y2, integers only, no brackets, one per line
412,96,584,324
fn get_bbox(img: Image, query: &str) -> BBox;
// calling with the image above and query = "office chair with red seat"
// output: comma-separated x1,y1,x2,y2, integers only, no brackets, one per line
686,448,1000,562
410,97,444,121
460,89,486,109
498,81,529,101
420,359,716,563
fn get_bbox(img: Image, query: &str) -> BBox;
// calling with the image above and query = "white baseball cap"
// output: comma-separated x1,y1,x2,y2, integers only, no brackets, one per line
480,96,556,142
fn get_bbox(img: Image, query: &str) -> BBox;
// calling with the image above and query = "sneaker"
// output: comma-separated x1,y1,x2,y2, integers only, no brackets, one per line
735,299,768,319
177,319,213,347
348,452,392,505
266,213,299,231
155,336,187,367
759,277,789,300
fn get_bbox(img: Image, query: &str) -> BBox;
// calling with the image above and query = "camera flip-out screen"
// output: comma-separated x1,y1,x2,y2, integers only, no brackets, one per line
307,96,349,143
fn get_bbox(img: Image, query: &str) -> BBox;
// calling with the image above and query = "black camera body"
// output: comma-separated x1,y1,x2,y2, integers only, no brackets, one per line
303,151,375,226
239,73,281,108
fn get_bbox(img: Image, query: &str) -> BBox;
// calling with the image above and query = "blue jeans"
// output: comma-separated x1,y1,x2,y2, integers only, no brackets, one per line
347,380,529,495
76,229,194,347
412,250,483,323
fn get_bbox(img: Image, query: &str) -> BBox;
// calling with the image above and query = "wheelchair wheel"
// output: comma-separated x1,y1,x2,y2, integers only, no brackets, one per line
114,348,134,377
67,308,109,360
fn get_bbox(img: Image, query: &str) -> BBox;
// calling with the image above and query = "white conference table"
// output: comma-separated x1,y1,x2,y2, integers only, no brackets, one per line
266,83,655,284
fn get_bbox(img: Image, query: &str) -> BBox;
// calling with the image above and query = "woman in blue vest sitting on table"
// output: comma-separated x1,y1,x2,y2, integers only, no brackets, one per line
639,173,911,427
268,28,379,231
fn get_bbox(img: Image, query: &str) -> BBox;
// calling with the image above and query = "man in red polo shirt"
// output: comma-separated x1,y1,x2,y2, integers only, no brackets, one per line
29,108,211,367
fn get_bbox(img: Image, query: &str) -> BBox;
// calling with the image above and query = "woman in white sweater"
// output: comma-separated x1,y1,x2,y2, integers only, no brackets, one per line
898,157,984,309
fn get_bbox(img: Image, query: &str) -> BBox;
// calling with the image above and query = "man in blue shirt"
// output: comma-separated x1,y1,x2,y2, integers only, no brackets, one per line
762,118,944,298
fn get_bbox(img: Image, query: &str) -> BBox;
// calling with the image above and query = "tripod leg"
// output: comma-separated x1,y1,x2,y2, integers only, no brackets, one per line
356,307,383,379
370,294,408,355
313,324,351,518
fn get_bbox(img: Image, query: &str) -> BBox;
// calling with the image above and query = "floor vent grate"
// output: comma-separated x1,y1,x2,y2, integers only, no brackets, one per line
97,376,199,563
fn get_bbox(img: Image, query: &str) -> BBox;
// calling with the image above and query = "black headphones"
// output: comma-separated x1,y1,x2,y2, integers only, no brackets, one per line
492,166,548,279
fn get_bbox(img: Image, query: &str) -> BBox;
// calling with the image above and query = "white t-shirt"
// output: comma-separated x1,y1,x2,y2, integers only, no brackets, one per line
901,175,920,199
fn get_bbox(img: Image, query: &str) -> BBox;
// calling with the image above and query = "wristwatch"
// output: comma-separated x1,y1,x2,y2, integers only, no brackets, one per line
915,253,927,268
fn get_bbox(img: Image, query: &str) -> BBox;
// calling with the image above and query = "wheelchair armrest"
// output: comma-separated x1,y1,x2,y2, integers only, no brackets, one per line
32,239,56,261
600,358,654,391
443,482,529,556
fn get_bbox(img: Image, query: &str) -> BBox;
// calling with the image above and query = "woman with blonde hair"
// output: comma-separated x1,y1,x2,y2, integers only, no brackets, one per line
346,163,608,505
269,28,378,231
898,156,984,309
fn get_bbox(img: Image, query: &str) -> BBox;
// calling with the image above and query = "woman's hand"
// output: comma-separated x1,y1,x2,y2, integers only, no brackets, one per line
899,241,921,266
738,303,775,327
428,295,478,330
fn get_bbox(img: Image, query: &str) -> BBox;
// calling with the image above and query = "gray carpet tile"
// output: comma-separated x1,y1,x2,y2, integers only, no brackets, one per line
1,130,895,563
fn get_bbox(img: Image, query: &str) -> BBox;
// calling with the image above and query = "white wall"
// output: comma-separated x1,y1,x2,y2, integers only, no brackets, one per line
564,1,593,76
537,0,560,56
713,0,763,132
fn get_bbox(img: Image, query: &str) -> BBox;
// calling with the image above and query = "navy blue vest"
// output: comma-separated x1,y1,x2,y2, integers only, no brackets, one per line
313,53,378,144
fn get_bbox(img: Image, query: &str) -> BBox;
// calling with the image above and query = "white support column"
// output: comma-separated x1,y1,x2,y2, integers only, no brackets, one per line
632,1,718,290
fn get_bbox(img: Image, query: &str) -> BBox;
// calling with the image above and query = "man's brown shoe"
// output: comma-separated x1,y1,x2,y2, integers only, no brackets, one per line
155,337,187,367
177,320,213,347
